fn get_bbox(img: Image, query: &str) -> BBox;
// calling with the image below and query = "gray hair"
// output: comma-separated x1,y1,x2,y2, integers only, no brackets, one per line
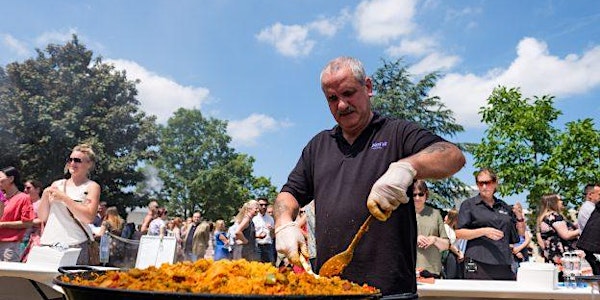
320,56,367,88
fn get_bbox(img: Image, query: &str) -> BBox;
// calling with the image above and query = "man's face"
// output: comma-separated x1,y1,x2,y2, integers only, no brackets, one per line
588,186,600,203
192,213,201,224
258,200,268,214
266,206,274,216
98,203,107,216
322,67,373,138
476,172,497,199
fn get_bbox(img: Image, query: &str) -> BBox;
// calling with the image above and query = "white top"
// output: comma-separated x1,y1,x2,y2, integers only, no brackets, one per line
40,179,93,246
252,212,274,245
444,223,456,245
577,200,596,230
227,222,239,246
444,223,467,252
147,218,165,236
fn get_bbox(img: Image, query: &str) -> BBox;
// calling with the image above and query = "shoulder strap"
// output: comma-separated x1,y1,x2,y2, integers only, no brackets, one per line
63,180,94,242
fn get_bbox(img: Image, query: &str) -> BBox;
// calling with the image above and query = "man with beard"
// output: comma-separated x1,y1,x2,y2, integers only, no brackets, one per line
253,197,275,264
182,211,210,261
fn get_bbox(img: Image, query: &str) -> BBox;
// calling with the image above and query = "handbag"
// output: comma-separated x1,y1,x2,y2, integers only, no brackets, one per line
64,180,100,266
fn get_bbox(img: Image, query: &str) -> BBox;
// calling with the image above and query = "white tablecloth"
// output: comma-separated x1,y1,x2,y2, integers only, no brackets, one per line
0,262,118,299
0,261,64,299
417,279,597,299
0,261,60,285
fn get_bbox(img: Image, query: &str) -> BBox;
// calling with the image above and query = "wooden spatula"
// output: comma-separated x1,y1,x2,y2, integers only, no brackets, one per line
318,215,374,277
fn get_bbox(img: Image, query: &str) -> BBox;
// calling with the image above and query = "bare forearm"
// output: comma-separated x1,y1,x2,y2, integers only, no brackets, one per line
456,228,486,240
449,244,461,256
37,195,51,222
0,220,33,229
433,236,450,251
405,142,465,179
274,192,300,227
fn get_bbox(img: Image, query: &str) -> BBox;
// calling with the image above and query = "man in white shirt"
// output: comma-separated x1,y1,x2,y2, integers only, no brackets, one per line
252,197,275,264
578,184,600,231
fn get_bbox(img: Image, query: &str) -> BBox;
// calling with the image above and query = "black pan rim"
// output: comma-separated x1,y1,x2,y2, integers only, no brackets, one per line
54,271,382,299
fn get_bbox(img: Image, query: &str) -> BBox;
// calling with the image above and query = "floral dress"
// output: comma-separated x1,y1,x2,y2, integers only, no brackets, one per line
539,211,577,266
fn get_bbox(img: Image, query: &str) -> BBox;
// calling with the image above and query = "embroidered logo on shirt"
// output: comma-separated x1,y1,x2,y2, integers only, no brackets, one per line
371,141,388,150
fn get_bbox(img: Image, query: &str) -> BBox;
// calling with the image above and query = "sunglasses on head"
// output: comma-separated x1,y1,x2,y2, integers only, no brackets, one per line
66,157,84,163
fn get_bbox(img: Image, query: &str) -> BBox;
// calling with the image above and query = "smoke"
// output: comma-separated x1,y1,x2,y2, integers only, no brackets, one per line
142,165,164,194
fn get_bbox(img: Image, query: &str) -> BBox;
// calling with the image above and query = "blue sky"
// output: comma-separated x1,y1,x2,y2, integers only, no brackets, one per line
2,0,599,206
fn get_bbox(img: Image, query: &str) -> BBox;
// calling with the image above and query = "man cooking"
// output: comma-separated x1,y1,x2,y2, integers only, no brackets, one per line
274,56,465,296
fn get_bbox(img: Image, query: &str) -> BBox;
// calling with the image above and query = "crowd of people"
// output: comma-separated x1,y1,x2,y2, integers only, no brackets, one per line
1,56,599,299
0,144,286,267
413,169,600,283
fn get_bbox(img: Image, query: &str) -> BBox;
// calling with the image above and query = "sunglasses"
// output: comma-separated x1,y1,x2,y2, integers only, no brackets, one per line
66,157,84,163
259,203,268,206
413,192,425,197
476,180,495,186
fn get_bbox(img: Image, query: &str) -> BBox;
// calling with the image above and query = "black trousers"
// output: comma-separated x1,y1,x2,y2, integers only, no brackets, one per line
584,250,600,275
444,252,465,279
464,258,515,280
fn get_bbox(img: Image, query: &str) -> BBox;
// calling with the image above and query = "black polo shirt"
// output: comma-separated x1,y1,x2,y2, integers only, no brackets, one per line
457,194,519,266
281,113,444,295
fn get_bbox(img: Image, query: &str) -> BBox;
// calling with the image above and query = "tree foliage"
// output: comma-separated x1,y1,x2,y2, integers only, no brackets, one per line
153,108,277,221
473,86,600,213
370,58,472,208
0,35,159,213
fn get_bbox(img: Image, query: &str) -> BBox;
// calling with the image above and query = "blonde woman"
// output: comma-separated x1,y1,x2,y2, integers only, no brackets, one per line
235,200,262,261
213,219,230,260
536,194,579,268
38,144,101,265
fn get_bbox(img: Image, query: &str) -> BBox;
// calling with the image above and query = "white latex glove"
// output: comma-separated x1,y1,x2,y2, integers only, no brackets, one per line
275,222,308,266
367,161,417,221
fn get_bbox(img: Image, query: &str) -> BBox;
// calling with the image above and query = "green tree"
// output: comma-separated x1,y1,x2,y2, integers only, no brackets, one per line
154,108,276,221
370,58,473,208
473,86,600,212
0,35,159,213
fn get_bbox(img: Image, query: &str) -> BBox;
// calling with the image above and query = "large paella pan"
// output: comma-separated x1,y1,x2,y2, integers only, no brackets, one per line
54,259,381,300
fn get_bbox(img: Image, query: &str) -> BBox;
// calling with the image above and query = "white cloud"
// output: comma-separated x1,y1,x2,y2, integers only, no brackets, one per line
308,18,341,37
256,23,315,57
228,114,292,147
106,59,211,123
353,0,417,44
386,37,437,57
432,37,600,128
256,13,347,58
500,38,600,96
444,6,482,22
35,28,78,46
408,52,460,75
2,34,30,56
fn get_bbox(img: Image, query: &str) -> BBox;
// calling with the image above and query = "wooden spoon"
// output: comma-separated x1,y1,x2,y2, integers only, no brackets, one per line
319,215,374,277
